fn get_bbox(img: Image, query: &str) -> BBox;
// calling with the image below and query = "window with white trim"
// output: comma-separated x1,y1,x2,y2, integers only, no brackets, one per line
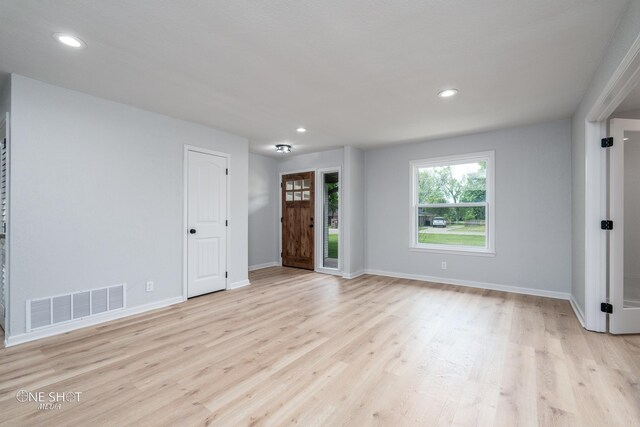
410,151,494,255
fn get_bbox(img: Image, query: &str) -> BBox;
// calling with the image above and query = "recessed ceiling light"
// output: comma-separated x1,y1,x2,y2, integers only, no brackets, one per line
624,137,629,141
275,144,292,154
53,33,86,49
438,88,458,98
296,127,307,133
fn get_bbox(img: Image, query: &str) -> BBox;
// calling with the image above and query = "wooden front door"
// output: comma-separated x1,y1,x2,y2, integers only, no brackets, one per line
282,172,315,270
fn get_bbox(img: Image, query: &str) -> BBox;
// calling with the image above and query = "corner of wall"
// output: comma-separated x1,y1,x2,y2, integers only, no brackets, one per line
342,146,365,278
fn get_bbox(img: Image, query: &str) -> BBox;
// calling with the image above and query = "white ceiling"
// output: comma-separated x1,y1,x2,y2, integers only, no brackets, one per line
0,0,630,156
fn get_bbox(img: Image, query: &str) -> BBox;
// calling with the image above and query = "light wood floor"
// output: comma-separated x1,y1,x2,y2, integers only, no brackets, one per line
1,267,639,426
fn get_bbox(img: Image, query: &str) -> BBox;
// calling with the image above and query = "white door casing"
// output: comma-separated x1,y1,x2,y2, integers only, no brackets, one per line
609,118,640,334
187,150,227,297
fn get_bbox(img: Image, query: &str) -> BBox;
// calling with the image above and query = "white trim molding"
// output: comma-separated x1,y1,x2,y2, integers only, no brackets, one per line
317,267,343,277
315,167,342,273
365,269,571,301
583,121,608,332
228,280,250,290
586,33,640,123
580,32,640,332
248,262,280,272
2,112,10,338
570,295,586,329
342,270,365,280
5,296,184,347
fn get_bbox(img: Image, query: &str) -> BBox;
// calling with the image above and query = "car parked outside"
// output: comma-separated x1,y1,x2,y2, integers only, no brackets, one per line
432,217,447,228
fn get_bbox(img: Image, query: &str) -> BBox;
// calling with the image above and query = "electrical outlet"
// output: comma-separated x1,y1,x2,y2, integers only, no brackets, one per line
146,281,154,292
441,262,447,270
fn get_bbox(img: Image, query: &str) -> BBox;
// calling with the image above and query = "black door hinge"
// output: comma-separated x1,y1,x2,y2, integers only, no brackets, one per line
601,137,614,148
280,217,283,223
280,252,283,258
225,271,228,278
601,220,613,230
226,220,228,227
601,302,613,313
226,168,228,175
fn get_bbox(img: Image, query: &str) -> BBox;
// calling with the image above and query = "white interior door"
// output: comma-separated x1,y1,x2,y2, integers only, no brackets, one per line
187,150,227,297
609,118,640,334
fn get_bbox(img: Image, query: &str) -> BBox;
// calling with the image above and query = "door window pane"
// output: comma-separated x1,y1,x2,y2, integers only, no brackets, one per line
294,180,303,190
286,192,293,201
294,191,302,201
302,191,310,200
286,181,294,191
303,179,311,189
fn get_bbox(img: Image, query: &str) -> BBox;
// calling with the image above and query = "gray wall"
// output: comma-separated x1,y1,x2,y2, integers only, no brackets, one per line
365,120,572,294
343,146,365,276
248,153,278,268
571,0,640,313
9,75,249,337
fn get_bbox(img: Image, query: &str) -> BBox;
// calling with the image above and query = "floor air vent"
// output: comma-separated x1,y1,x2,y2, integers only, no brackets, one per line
27,284,126,331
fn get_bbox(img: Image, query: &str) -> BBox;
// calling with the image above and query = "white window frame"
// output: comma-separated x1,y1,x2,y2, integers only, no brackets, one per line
315,167,342,275
409,151,495,256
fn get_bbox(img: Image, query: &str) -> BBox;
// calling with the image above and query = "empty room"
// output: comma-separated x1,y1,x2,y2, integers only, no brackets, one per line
1,1,640,426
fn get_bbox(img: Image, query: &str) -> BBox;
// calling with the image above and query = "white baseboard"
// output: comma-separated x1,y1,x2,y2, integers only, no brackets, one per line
248,262,280,272
343,270,365,280
5,296,185,348
315,267,342,276
569,295,586,328
228,279,251,290
364,269,570,300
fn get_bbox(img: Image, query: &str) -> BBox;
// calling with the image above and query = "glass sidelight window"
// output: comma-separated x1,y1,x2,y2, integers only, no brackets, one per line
321,171,340,269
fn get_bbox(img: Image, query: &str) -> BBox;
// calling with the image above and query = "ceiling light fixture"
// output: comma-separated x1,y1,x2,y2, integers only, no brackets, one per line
275,144,292,154
53,33,86,49
438,88,458,98
624,137,629,141
296,127,307,133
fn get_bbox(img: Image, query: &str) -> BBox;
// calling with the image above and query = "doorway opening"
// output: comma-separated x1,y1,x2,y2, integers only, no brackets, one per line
605,119,640,333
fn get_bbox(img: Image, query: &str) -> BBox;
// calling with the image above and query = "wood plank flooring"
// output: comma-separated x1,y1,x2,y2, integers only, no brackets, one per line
1,267,639,426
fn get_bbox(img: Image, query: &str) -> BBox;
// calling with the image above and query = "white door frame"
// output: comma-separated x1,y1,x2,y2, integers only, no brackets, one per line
315,167,342,275
583,34,640,331
608,118,640,333
0,113,9,339
183,145,230,300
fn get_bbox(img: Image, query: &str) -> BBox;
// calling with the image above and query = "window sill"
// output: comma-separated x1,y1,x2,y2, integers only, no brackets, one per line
409,246,496,257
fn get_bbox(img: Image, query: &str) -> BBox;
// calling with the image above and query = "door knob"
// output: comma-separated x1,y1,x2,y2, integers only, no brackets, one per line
189,229,196,234
309,224,314,228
